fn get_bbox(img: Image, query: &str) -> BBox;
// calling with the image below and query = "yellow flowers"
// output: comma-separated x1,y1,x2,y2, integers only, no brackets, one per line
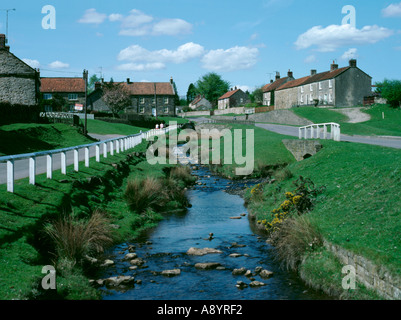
251,184,262,195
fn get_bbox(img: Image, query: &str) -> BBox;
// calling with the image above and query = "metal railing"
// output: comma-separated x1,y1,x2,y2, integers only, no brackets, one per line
299,123,341,142
0,125,180,193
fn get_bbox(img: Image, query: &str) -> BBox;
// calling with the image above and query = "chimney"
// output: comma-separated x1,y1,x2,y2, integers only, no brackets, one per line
288,70,293,78
349,59,357,68
95,82,102,90
311,69,317,76
270,79,274,83
170,76,174,84
331,61,339,71
0,34,9,51
275,72,281,81
127,78,131,84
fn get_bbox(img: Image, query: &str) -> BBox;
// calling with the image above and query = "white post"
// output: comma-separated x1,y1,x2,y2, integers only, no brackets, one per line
116,140,120,154
120,139,124,152
304,127,308,139
96,145,100,162
125,138,128,151
110,141,114,156
299,128,302,140
7,160,14,193
47,154,53,179
61,151,67,175
29,157,36,185
323,125,328,140
85,147,90,167
74,149,79,172
103,143,107,158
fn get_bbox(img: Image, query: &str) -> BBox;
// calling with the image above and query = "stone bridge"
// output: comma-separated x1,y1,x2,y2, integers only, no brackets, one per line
282,139,323,161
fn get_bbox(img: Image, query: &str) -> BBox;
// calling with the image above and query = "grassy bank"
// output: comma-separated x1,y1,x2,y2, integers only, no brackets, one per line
292,104,401,137
0,123,96,156
244,138,401,299
86,119,147,136
0,130,195,300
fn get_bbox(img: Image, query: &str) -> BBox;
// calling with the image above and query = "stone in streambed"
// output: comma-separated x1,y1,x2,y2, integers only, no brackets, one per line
195,263,222,270
187,247,222,256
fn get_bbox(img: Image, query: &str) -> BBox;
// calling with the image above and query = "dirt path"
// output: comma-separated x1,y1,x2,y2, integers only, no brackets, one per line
330,107,371,123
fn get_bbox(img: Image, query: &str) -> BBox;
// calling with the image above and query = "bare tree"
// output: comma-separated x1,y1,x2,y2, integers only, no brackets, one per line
102,82,132,117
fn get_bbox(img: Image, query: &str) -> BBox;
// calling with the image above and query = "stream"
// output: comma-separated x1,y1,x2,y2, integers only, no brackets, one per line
98,164,329,301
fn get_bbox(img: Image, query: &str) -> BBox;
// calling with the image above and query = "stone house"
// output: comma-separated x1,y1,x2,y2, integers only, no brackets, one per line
0,34,40,106
40,77,86,112
218,88,250,110
88,78,176,116
274,60,372,110
189,95,212,110
262,71,295,106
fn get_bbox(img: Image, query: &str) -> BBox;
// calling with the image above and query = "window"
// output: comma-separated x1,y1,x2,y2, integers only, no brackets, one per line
319,82,322,90
329,80,333,88
164,97,169,105
329,93,333,103
310,94,313,102
240,98,244,104
310,84,313,91
324,94,328,104
164,107,169,113
44,105,53,112
301,86,304,93
44,94,52,100
300,95,304,103
152,98,156,105
140,106,145,113
140,98,145,105
68,94,78,101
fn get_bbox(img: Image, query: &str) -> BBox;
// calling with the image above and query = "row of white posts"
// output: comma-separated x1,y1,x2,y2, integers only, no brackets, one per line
299,123,341,142
0,125,180,193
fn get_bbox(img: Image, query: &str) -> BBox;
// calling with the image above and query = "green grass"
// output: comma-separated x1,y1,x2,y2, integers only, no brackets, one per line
0,123,96,156
292,104,401,137
157,116,190,125
86,119,147,136
246,139,401,291
0,137,186,300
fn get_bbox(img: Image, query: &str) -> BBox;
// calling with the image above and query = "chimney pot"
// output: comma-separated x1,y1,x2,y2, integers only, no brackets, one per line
275,72,281,81
349,59,357,68
331,62,339,71
0,34,8,51
311,69,317,76
127,78,131,84
288,70,294,78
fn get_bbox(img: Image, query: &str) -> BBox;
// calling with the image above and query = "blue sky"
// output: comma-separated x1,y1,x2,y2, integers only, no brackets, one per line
1,0,400,97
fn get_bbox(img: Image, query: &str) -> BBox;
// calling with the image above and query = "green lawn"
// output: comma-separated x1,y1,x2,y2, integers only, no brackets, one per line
86,119,147,136
292,104,401,137
0,123,95,156
247,139,401,280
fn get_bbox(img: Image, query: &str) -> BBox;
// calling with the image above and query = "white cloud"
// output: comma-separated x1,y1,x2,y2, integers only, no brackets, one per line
295,24,394,52
341,48,358,60
48,61,70,69
78,8,107,25
152,19,192,36
109,13,124,22
236,85,251,92
201,46,259,72
117,62,166,71
22,59,40,69
118,42,205,65
120,9,154,28
382,2,401,17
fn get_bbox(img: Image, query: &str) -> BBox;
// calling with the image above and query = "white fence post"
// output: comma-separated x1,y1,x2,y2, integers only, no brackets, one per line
29,157,36,185
47,154,53,179
110,141,114,156
116,140,120,154
103,143,107,158
96,145,100,162
85,147,90,167
74,149,79,172
61,151,67,174
7,160,14,193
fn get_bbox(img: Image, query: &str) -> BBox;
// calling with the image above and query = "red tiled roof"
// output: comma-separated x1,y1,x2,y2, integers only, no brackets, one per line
101,82,175,96
40,77,85,93
262,77,291,92
218,89,241,100
277,76,311,91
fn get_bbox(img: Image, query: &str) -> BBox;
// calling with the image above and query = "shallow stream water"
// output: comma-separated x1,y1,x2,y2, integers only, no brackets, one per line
99,166,329,300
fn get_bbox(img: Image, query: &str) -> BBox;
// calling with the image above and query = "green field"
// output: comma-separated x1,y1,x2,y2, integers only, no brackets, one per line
86,119,147,136
293,104,401,137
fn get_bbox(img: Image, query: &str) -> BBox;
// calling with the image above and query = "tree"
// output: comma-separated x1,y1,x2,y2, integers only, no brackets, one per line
186,83,198,104
172,80,180,107
375,79,401,108
250,86,264,105
102,82,132,117
88,74,101,94
195,73,230,107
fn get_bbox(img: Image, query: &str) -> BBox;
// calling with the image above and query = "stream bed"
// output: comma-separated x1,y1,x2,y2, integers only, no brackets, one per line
99,166,329,300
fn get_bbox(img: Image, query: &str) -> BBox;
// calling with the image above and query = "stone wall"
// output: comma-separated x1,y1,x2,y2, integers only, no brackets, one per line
324,241,401,300
0,50,39,106
282,139,323,161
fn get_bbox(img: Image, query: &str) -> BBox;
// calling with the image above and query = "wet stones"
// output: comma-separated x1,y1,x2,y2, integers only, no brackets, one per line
232,267,247,276
161,269,182,277
195,263,222,270
186,247,223,256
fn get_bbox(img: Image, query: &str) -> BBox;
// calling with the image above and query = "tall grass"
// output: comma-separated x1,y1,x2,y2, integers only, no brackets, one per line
125,177,165,214
270,215,323,271
45,210,113,264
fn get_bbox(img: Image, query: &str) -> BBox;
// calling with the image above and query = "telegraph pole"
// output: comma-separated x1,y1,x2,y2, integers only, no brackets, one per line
83,69,89,135
1,8,16,43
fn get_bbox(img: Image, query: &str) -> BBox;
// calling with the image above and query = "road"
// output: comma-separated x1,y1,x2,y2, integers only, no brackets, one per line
0,133,125,185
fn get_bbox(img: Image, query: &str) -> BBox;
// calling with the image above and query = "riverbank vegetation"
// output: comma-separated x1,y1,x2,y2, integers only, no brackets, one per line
244,139,401,299
0,129,196,300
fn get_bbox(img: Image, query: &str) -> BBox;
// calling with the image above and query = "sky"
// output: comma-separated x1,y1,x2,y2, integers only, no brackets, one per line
1,0,400,98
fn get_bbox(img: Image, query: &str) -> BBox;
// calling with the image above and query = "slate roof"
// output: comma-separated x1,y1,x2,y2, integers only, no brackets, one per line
218,89,241,100
262,77,292,93
40,78,86,93
98,81,175,96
